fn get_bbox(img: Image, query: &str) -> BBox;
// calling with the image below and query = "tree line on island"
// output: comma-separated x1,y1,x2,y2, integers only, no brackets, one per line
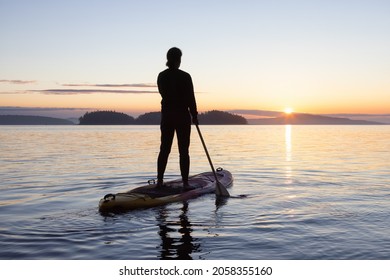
78,110,248,125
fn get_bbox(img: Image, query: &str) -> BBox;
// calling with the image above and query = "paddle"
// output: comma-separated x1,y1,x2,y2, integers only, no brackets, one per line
195,124,230,197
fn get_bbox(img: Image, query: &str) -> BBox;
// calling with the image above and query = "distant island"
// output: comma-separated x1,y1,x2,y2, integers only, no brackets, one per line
79,110,247,125
198,110,247,125
79,111,135,125
0,115,74,125
248,113,383,125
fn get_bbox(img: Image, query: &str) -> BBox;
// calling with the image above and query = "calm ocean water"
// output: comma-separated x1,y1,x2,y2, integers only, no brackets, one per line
0,125,389,260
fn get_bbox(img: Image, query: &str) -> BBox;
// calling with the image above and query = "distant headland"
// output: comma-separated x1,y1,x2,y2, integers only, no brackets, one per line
0,115,74,125
247,112,383,125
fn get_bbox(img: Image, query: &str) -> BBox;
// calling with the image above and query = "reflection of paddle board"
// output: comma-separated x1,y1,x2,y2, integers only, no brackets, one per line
99,168,233,212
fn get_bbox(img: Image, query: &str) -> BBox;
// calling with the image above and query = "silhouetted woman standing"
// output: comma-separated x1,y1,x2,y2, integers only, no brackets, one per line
157,47,198,188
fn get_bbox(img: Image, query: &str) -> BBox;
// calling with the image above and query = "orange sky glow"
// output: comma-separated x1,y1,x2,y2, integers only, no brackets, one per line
1,1,389,117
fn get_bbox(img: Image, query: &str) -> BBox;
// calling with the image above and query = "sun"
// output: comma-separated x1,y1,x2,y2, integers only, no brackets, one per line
284,108,294,114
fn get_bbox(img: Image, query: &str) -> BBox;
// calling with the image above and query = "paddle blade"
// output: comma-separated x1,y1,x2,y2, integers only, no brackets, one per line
216,181,230,197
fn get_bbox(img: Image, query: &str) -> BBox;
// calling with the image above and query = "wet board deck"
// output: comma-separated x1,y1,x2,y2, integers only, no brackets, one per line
98,168,233,212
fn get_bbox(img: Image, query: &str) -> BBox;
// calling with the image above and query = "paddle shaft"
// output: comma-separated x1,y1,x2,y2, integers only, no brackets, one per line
195,124,230,197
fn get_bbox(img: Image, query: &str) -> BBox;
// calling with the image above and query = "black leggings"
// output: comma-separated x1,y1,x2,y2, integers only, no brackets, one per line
157,113,191,182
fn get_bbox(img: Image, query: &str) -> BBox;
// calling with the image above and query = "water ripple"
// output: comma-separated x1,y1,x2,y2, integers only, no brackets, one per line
1,125,389,259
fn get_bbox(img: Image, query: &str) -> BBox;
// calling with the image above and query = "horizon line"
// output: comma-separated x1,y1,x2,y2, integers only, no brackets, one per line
1,106,390,116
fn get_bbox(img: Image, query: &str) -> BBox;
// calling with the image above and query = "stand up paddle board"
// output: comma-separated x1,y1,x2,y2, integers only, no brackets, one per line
99,168,233,212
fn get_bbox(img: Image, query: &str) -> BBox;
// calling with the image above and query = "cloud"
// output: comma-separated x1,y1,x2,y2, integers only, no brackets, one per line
0,106,93,112
30,89,158,95
0,79,36,84
229,109,283,117
0,80,159,94
0,80,158,94
62,83,157,88
0,106,95,118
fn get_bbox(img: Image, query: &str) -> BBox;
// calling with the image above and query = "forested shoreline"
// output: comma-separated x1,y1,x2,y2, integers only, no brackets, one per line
78,110,247,125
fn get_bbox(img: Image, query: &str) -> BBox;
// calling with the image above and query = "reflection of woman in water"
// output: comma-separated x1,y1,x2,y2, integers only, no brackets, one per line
157,47,199,189
157,202,200,259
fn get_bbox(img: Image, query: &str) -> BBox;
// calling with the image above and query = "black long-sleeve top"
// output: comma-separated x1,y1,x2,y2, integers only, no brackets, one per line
157,68,198,118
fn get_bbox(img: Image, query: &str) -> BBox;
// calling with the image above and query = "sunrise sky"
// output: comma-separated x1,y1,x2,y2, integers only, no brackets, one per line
1,0,389,118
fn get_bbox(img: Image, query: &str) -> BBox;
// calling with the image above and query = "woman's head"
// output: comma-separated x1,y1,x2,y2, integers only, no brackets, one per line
166,47,182,68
